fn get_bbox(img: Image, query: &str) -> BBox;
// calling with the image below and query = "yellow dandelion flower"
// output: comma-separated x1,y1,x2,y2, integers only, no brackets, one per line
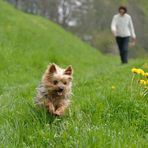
131,68,138,74
139,80,147,85
136,69,141,74
144,72,148,78
131,68,145,75
111,85,116,90
138,69,145,76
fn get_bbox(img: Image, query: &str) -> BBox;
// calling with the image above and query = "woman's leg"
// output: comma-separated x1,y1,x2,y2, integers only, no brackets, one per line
116,37,124,63
122,37,130,63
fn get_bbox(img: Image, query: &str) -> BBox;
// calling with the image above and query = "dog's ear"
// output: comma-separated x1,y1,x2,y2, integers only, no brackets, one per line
64,65,73,76
48,64,57,74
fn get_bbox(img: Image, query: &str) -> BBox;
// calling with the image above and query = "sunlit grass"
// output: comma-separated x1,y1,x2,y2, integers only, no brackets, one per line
0,1,148,147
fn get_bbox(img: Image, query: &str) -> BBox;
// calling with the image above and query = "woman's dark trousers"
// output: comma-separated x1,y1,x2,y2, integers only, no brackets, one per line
116,36,130,64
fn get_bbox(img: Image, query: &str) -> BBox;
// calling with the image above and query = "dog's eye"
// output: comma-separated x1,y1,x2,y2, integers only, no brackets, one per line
53,80,58,85
63,81,67,85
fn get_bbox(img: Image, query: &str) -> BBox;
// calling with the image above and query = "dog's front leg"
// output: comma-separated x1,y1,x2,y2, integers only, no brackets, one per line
54,104,68,116
46,101,55,114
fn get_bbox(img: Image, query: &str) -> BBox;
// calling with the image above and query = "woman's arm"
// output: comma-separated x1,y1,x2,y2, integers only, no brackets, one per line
129,16,136,39
111,15,117,36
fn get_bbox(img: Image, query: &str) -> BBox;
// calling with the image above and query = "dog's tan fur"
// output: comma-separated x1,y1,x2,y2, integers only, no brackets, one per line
35,64,73,116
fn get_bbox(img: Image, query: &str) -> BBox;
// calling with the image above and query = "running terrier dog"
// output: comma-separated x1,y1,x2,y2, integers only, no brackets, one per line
35,63,73,116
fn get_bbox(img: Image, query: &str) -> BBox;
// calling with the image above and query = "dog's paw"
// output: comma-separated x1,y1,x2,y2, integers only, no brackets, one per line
54,110,64,116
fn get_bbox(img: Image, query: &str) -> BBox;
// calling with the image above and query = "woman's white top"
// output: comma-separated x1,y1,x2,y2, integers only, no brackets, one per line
111,13,136,38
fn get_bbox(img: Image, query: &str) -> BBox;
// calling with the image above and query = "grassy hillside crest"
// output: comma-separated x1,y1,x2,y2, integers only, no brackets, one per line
0,0,147,147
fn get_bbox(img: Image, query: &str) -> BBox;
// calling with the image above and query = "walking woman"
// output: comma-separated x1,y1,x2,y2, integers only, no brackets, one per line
111,6,136,64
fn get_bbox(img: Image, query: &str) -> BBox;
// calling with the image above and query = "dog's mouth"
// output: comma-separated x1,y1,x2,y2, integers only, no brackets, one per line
57,91,64,96
55,89,65,96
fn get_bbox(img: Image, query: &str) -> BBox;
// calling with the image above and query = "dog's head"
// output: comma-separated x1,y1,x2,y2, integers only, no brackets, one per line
42,63,73,97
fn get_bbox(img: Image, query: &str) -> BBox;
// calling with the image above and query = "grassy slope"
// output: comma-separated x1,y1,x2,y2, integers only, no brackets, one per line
138,0,148,16
0,0,147,147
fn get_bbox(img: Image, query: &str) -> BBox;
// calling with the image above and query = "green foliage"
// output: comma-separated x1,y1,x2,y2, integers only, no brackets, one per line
137,0,148,16
0,1,148,147
92,31,117,54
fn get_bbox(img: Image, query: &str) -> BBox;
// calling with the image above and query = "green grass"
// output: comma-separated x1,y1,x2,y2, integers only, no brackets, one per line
138,0,148,16
0,0,148,147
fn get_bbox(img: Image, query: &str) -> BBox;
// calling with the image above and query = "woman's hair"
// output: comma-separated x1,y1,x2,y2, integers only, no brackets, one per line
118,6,127,13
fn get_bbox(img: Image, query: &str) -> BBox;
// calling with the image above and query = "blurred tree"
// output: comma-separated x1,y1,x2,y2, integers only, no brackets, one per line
7,0,148,56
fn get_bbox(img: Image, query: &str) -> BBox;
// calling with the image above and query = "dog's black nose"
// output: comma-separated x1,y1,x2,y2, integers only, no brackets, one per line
58,87,64,92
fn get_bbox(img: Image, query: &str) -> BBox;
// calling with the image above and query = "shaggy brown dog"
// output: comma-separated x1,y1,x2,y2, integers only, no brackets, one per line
35,63,73,116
